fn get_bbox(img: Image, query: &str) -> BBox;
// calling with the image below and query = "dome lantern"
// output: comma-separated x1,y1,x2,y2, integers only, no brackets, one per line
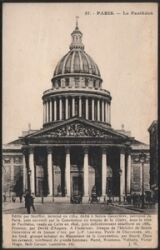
70,16,84,50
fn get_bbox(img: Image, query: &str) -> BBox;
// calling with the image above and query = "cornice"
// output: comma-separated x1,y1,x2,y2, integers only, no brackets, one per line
42,89,111,101
52,73,102,82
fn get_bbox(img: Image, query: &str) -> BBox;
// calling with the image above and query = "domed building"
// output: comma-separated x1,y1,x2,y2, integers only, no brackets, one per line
42,21,111,127
3,21,150,204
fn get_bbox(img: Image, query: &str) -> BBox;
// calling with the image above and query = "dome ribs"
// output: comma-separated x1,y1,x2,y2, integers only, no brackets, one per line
74,51,80,73
62,52,71,75
65,51,73,73
78,50,83,72
81,52,89,74
53,25,101,78
70,50,76,73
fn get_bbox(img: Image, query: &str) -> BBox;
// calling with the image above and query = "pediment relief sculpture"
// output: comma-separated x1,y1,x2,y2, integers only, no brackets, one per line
46,122,112,138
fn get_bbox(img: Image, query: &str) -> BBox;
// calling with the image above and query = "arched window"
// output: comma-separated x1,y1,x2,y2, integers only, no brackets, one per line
75,98,78,116
52,100,54,121
62,98,65,120
88,99,92,120
82,98,85,118
56,99,59,120
68,97,72,118
95,99,97,121
100,100,102,121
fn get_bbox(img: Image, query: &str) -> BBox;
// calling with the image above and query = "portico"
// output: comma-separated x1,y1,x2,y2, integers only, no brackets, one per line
23,128,132,203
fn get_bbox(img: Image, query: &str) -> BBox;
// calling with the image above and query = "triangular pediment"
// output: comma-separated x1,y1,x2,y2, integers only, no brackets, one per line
25,118,130,143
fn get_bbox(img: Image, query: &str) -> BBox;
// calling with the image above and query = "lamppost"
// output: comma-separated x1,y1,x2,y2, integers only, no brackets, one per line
28,169,31,194
139,152,146,209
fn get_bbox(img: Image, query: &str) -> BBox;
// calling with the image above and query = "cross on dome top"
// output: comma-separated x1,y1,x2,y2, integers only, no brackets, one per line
76,16,79,29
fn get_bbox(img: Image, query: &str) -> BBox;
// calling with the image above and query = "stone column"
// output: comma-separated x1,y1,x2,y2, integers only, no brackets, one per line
139,162,143,194
72,97,75,117
10,157,14,192
47,147,53,197
54,99,57,121
101,148,107,200
65,147,71,198
120,149,125,202
102,100,104,122
109,105,111,124
79,96,82,117
46,101,48,123
83,147,89,202
9,157,14,201
48,101,50,122
104,101,107,123
92,99,95,120
106,103,108,123
85,98,88,119
49,100,52,122
107,103,109,123
59,97,62,120
127,153,131,194
97,99,100,121
29,147,35,194
23,154,26,192
65,97,69,119
43,102,45,124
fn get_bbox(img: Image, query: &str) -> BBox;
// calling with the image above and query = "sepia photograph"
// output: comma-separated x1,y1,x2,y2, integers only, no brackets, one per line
2,2,158,249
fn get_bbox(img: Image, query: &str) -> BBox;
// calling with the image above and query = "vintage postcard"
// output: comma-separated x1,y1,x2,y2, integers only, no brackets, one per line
2,2,158,249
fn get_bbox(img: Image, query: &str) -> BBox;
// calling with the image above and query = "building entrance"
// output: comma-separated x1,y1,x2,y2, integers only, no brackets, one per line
72,176,83,195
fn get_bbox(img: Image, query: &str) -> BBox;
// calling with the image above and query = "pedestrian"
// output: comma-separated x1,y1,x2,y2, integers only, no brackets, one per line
19,193,23,203
137,194,141,208
31,193,36,212
133,193,136,206
24,190,32,214
12,196,16,203
3,193,6,202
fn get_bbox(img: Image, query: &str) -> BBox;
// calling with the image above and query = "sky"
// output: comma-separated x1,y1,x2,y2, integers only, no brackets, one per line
3,3,157,144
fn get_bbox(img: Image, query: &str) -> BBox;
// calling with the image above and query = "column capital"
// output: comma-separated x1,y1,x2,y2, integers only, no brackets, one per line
65,146,70,154
83,146,89,154
120,147,126,155
22,147,28,155
29,147,34,154
126,147,132,155
47,147,52,154
101,147,107,154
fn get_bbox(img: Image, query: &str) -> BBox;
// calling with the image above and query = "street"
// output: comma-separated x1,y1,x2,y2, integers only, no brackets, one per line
3,202,151,214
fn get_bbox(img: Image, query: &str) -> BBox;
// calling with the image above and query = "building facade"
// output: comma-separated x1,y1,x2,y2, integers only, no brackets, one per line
148,120,158,201
3,22,150,203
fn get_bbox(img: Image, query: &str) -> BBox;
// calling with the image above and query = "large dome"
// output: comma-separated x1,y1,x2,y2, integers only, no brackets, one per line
53,23,101,78
54,50,100,77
